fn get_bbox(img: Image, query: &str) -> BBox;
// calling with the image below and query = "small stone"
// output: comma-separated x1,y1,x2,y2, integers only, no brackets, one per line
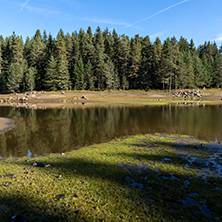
55,194,65,200
70,194,78,198
3,182,11,186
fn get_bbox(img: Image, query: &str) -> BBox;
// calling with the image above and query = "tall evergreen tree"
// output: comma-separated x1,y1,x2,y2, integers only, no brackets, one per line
193,54,207,88
94,26,106,90
29,30,46,90
55,31,70,90
104,57,115,90
128,35,142,88
151,37,162,88
24,67,36,91
44,55,57,91
85,60,94,90
73,57,85,90
7,59,26,92
213,52,222,88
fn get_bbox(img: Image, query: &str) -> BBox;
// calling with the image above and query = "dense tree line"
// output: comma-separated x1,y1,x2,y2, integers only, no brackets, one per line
0,27,222,92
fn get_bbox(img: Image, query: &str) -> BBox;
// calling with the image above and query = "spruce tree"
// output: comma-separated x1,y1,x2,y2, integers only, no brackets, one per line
29,30,46,90
104,57,115,90
57,55,70,90
94,26,106,90
55,31,70,90
73,57,85,90
213,52,222,88
7,59,26,92
140,36,152,89
44,55,57,91
151,37,162,88
85,60,94,90
119,34,130,89
128,35,142,89
193,54,207,88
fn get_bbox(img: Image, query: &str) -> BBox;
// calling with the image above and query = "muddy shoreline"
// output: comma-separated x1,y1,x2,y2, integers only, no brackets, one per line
0,89,222,108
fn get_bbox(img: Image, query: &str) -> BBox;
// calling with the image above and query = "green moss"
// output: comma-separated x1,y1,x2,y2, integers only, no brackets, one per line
0,134,221,221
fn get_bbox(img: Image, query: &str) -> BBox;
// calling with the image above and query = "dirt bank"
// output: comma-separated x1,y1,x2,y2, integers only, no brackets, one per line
0,89,222,108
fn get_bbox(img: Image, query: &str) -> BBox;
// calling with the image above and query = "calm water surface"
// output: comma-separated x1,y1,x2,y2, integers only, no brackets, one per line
0,104,222,158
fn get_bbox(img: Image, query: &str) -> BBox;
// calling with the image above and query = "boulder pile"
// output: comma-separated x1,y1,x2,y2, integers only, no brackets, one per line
172,90,202,99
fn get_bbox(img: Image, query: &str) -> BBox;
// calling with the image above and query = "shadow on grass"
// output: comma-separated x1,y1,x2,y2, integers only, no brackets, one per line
1,138,222,221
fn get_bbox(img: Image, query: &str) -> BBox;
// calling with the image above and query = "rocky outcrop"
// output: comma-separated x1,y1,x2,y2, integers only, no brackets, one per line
172,90,202,99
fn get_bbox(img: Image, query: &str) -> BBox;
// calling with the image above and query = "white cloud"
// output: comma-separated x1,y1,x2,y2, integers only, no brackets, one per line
19,0,68,16
82,18,129,26
24,5,61,15
214,33,222,42
82,17,130,27
125,0,190,28
20,0,30,12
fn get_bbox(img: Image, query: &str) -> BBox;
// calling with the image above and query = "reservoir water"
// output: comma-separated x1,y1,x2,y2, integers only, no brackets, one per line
0,104,222,158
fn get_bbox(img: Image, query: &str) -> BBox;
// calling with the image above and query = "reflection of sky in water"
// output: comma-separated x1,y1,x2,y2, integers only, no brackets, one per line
27,150,32,158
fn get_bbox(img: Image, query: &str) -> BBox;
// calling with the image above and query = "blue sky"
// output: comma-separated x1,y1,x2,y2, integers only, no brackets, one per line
0,0,222,47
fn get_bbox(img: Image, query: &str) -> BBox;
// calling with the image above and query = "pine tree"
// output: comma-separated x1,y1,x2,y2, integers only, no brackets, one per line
119,34,130,89
151,37,162,89
201,54,212,87
193,54,207,88
128,35,142,88
83,27,95,65
0,42,2,76
103,28,114,59
140,36,152,90
44,55,57,91
65,33,73,75
29,30,46,90
104,57,115,90
213,52,222,88
24,67,36,91
112,29,122,76
85,60,94,90
55,31,70,90
94,26,106,90
7,59,26,92
0,42,3,91
180,51,195,89
57,55,70,90
73,57,85,90
11,33,24,63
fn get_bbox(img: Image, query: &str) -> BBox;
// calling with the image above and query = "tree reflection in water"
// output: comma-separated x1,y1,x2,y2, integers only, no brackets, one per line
0,104,221,158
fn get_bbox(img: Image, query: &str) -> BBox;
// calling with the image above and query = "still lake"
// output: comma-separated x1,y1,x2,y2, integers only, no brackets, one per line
0,104,222,158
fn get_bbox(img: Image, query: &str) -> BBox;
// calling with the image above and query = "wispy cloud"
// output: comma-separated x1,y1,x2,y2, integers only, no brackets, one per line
82,17,130,26
150,31,166,40
214,33,222,42
19,0,68,16
125,0,190,28
24,5,61,15
20,0,30,12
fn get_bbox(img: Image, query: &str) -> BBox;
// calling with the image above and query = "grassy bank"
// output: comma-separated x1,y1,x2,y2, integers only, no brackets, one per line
1,134,222,221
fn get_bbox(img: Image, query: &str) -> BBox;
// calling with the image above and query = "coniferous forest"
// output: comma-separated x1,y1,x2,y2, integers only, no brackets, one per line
0,27,222,93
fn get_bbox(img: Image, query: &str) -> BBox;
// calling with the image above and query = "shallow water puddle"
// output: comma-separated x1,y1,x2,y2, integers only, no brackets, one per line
181,193,212,217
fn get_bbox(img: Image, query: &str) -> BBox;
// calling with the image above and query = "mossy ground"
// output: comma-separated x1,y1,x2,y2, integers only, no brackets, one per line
1,134,222,221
